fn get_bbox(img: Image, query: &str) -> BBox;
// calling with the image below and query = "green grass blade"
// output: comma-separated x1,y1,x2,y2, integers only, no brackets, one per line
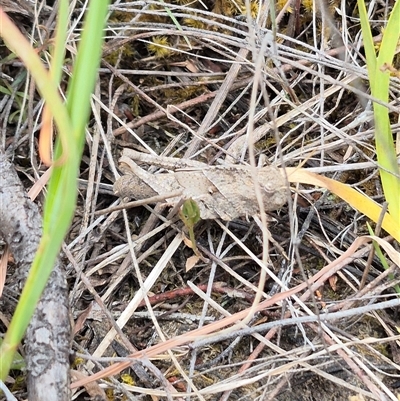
357,0,377,88
357,0,400,223
373,0,400,222
0,9,73,142
49,0,69,84
158,0,192,49
0,0,110,381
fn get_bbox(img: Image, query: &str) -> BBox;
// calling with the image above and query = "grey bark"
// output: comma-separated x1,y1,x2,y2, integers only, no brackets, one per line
0,153,71,401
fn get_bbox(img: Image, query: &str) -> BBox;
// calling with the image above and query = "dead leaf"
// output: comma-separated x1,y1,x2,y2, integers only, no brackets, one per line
348,395,365,401
286,168,399,242
182,234,194,250
0,245,10,298
329,275,337,291
71,370,107,400
73,302,93,336
186,255,200,271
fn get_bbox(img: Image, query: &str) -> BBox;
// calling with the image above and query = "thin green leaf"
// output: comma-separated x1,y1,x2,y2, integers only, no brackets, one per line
158,0,192,49
0,0,110,381
357,0,400,223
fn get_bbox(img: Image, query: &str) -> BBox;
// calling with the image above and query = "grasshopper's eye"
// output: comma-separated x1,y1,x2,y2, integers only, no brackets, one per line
263,182,275,195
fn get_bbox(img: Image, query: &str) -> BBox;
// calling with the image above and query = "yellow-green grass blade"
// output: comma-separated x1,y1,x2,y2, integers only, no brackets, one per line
373,0,400,222
357,0,400,223
357,0,377,88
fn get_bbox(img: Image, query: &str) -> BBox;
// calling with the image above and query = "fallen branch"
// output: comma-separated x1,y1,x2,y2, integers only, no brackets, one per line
0,153,70,401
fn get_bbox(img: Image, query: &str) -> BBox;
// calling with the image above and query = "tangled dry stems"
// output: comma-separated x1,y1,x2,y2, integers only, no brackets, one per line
1,0,400,400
